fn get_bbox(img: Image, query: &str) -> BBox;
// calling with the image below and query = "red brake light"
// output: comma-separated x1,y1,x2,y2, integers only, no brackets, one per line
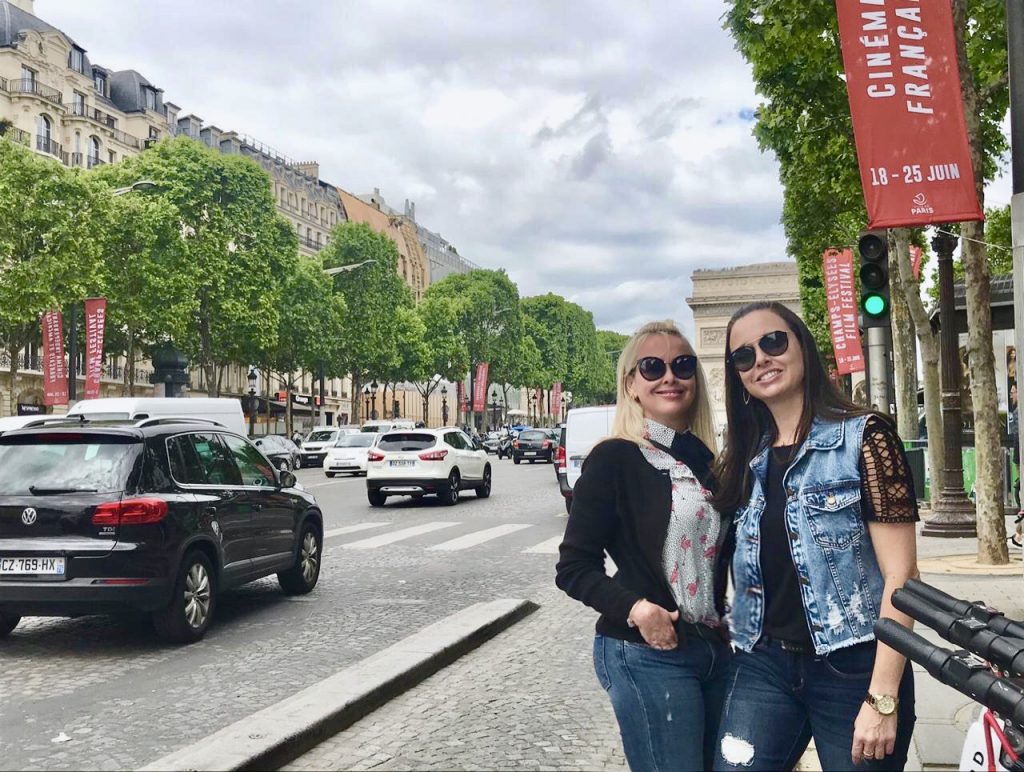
556,445,566,468
513,440,519,448
91,498,168,526
367,450,385,462
418,449,449,461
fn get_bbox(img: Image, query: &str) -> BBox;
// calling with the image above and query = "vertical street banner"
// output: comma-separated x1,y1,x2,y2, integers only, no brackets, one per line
836,0,983,227
456,381,467,416
551,382,562,419
822,248,866,375
41,310,68,405
472,362,489,412
83,298,107,400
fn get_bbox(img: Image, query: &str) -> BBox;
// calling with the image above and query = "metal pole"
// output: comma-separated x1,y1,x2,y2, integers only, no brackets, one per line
318,361,326,425
1008,0,1024,490
922,229,977,537
867,327,888,411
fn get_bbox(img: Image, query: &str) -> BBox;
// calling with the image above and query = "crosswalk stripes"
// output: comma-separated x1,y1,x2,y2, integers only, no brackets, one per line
340,521,459,549
323,522,391,539
522,535,562,554
427,523,533,552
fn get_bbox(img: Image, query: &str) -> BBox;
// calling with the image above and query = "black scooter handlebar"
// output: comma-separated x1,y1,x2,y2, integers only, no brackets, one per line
904,578,1024,640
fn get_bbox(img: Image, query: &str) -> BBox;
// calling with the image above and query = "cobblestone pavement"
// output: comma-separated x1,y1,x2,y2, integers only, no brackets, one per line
285,586,627,772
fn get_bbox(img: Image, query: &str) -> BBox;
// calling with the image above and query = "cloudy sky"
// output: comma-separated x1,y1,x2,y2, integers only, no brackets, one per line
39,1,792,335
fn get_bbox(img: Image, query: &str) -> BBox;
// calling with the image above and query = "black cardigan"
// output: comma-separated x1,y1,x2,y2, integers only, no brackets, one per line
555,437,734,646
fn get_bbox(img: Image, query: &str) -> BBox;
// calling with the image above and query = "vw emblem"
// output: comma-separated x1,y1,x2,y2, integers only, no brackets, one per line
21,507,37,526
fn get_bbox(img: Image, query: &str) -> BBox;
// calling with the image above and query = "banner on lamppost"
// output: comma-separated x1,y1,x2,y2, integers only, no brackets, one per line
551,382,562,419
457,380,468,414
472,362,489,413
822,248,866,375
41,310,68,405
836,0,983,228
83,298,107,400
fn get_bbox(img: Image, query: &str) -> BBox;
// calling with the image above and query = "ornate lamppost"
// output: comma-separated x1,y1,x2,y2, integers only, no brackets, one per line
441,385,449,425
370,380,379,420
246,367,258,437
362,384,371,421
530,392,538,425
489,387,502,431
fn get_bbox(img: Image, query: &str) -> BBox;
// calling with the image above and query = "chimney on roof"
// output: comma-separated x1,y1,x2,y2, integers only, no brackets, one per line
295,161,319,179
8,0,35,15
410,201,415,221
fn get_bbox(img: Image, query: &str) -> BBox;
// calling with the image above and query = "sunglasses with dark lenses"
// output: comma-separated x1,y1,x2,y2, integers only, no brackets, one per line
635,354,699,381
728,330,790,373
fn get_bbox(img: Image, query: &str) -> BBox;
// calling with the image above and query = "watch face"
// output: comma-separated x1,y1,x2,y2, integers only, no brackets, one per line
875,695,897,714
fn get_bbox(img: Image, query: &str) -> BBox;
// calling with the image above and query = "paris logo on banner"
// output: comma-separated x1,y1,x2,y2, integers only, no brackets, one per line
84,298,107,400
835,1,983,228
472,362,490,413
822,248,866,375
41,310,69,405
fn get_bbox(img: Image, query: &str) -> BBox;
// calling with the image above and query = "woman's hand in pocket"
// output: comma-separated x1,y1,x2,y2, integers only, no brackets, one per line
629,600,680,650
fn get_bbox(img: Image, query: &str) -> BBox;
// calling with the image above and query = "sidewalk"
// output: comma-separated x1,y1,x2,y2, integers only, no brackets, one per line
286,522,1022,771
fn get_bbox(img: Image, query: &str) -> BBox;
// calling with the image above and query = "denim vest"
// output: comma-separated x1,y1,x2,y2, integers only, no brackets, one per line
729,414,884,655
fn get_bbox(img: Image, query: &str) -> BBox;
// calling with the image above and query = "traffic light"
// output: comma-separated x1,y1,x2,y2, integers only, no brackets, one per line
858,230,890,327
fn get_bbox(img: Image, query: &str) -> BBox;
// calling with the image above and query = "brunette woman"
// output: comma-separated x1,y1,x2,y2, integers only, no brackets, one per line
712,302,917,771
556,320,734,772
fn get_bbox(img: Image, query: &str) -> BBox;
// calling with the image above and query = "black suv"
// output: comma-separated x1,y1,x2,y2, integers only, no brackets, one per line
512,429,557,464
0,418,323,644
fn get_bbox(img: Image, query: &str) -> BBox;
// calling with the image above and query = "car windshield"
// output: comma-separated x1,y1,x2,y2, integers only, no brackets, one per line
306,431,337,443
519,431,547,441
334,434,375,448
0,435,139,495
378,433,436,452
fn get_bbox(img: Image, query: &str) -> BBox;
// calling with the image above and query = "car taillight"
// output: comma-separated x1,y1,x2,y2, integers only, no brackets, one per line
556,445,566,468
367,450,385,462
513,440,519,448
91,498,168,526
418,449,449,461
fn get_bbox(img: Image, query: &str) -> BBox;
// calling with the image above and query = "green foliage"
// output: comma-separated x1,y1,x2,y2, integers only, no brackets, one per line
415,293,470,383
594,329,630,404
983,205,1013,275
520,293,605,402
270,257,347,377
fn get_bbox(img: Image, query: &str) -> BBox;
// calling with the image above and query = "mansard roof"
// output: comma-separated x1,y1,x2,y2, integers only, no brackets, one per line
0,0,61,48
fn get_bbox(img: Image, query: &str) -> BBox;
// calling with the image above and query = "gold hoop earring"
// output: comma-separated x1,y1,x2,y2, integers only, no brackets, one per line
742,390,751,406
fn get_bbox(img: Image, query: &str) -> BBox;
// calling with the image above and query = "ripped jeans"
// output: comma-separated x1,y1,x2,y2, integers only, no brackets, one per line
594,633,733,772
713,639,915,771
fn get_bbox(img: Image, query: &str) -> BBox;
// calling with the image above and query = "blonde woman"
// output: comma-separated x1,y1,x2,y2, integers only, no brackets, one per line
556,321,734,772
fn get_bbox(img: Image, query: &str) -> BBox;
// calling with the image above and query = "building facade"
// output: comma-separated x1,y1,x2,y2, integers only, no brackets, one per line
686,261,802,434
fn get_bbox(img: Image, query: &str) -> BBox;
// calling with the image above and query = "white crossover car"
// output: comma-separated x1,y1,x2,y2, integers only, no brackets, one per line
365,428,491,507
324,433,380,477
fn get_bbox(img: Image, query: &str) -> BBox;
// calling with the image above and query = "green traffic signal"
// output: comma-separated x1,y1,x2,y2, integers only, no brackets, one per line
863,293,888,317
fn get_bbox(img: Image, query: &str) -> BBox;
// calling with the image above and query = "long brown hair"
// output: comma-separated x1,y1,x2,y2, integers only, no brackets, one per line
711,302,872,514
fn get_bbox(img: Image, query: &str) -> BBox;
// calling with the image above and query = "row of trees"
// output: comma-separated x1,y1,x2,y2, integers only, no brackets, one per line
0,135,627,429
724,0,1011,562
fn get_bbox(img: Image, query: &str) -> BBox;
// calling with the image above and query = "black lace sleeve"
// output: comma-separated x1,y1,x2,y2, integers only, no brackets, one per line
860,415,920,523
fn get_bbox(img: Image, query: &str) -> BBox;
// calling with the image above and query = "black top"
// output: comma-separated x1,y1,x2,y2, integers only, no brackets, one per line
761,415,920,645
555,436,733,647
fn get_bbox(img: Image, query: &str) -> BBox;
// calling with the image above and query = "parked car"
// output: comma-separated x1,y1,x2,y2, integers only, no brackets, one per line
0,416,323,644
253,434,301,472
298,427,343,468
561,405,616,513
324,433,381,477
512,428,557,464
365,428,491,507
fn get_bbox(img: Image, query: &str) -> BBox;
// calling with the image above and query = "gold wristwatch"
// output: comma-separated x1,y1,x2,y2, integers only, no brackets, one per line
865,693,898,715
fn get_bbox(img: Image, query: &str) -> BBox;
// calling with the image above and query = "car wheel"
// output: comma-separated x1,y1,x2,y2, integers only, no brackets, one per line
279,459,290,472
152,550,216,644
368,489,387,507
0,613,21,639
442,470,460,506
476,466,492,498
325,472,336,478
278,521,321,595
513,457,521,465
295,457,303,469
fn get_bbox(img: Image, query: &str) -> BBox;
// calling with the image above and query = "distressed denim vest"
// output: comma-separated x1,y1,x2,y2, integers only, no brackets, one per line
729,414,884,655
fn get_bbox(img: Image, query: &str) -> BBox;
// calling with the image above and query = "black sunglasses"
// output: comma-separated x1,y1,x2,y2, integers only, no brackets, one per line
634,354,698,381
728,330,790,373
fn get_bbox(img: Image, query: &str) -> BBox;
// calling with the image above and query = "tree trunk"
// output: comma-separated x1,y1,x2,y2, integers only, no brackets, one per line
892,227,944,511
285,379,293,438
888,231,919,440
351,372,362,425
264,367,273,433
7,341,18,416
953,0,1008,563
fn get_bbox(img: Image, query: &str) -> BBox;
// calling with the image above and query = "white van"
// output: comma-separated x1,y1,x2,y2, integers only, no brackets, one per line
361,419,416,434
0,415,52,435
560,405,616,511
66,397,246,436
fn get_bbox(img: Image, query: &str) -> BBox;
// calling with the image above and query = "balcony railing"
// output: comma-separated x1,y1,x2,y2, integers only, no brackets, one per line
1,127,31,147
298,235,323,251
70,152,83,167
87,155,105,169
36,135,63,158
0,76,7,93
9,78,63,106
111,128,140,149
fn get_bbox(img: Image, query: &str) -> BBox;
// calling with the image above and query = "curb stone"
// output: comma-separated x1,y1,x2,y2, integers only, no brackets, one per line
138,598,538,772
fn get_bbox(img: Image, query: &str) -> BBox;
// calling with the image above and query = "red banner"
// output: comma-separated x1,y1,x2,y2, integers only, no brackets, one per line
41,310,68,405
836,1,982,228
472,362,489,413
457,380,467,414
551,382,562,419
83,298,107,400
822,249,866,375
910,245,923,280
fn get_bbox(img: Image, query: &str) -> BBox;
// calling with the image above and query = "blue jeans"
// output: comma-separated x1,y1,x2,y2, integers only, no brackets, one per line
713,640,916,771
594,632,733,772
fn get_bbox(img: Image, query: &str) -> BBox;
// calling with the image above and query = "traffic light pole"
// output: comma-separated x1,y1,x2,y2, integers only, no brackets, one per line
866,327,889,412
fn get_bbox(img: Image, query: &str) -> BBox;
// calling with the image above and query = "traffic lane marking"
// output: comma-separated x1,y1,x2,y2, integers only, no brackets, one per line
427,524,534,552
324,523,391,539
341,521,459,549
523,536,561,554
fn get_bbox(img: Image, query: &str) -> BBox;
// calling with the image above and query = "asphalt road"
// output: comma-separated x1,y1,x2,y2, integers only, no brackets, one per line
0,455,569,771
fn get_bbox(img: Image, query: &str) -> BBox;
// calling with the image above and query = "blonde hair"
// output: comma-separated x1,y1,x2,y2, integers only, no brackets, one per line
610,320,717,454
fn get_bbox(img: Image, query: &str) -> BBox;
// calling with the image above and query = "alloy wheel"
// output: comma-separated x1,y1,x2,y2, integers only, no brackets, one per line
184,561,212,629
300,531,320,584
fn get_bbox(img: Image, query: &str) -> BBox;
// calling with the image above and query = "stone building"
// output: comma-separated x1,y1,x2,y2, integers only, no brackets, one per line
686,261,802,434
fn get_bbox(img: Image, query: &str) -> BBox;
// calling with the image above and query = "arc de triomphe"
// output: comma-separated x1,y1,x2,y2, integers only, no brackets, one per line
686,261,802,437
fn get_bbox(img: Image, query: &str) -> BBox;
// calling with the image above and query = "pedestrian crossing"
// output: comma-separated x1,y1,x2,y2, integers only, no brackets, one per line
323,519,568,556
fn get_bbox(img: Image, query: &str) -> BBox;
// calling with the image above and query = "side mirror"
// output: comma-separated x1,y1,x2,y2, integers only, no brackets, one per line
279,470,297,489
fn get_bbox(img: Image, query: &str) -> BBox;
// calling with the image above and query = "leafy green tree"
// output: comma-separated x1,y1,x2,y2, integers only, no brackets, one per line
594,330,630,404
520,293,605,403
320,221,413,424
0,139,109,413
412,295,469,425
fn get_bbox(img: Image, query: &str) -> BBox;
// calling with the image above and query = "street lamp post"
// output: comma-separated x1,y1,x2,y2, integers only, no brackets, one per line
370,380,379,420
441,385,449,425
362,384,371,421
530,392,538,425
489,388,502,431
247,367,258,437
321,260,375,427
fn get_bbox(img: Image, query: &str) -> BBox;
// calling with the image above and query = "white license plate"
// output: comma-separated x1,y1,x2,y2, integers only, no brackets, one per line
0,557,66,575
389,460,415,468
524,451,536,456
